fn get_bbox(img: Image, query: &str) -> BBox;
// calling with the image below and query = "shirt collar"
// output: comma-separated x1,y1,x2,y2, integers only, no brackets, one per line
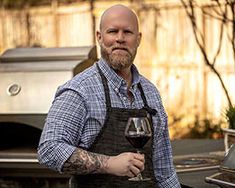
97,58,140,91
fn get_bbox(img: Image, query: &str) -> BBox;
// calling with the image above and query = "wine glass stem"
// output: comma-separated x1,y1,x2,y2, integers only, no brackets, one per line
137,172,143,180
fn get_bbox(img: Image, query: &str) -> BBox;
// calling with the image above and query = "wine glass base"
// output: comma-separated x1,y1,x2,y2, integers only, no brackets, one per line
128,177,151,181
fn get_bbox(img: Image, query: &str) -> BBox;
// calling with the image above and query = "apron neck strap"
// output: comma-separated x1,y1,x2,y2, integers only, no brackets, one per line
96,63,156,115
96,64,112,110
137,83,157,115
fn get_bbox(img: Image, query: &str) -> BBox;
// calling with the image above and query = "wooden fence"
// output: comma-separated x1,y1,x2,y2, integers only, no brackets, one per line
0,0,234,138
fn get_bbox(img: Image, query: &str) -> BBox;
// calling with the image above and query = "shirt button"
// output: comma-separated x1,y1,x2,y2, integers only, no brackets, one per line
115,88,119,92
123,96,127,100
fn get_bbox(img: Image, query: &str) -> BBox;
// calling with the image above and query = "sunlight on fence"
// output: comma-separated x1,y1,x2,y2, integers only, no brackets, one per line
0,0,234,139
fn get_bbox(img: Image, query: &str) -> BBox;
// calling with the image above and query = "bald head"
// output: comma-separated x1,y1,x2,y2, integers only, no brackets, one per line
99,4,139,32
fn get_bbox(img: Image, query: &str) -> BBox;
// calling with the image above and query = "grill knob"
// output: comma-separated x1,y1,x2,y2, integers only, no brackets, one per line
7,84,21,96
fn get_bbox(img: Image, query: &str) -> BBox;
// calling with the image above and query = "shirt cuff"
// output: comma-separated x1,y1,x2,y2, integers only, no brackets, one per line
57,144,77,173
157,171,181,188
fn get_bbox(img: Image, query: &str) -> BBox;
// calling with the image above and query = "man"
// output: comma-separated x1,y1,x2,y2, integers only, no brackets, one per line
38,4,180,187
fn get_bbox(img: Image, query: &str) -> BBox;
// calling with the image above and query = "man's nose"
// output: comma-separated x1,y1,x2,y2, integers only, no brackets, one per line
116,32,125,43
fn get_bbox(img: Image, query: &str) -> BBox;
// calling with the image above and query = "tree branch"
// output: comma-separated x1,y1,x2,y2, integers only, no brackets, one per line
180,0,232,107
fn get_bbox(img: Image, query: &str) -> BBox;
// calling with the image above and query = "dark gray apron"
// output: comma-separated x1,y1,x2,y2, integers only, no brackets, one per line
70,64,157,187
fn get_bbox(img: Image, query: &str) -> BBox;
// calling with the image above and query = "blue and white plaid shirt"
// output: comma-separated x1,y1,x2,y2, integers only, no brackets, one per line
38,58,180,187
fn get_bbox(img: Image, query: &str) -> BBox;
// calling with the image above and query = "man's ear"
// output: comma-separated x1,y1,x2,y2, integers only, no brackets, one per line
137,32,142,47
96,31,102,45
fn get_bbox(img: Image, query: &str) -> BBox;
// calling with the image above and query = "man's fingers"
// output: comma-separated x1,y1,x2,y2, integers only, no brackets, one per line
127,170,135,178
129,165,141,177
130,154,145,171
105,152,145,177
133,153,145,162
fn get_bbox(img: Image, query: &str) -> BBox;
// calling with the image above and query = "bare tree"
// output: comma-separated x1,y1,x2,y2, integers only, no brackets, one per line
180,0,234,107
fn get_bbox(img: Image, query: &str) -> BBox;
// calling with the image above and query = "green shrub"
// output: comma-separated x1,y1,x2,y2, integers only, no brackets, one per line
225,105,235,129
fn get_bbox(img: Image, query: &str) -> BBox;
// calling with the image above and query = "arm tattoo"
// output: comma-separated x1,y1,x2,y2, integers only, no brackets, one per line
62,148,110,175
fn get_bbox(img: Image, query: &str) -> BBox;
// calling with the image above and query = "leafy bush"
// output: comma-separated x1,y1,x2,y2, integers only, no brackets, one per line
225,105,235,129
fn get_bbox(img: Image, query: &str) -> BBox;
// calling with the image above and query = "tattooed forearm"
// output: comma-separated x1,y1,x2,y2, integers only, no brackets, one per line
62,148,110,175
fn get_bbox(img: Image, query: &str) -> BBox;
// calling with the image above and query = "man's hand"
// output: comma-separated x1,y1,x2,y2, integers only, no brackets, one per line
105,152,145,177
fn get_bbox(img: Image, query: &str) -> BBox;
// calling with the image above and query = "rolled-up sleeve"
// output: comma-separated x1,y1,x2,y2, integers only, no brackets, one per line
157,171,181,187
37,88,87,172
153,113,180,187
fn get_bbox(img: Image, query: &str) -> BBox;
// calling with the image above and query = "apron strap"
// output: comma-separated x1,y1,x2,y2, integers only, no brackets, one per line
96,63,156,115
96,64,112,110
137,83,157,115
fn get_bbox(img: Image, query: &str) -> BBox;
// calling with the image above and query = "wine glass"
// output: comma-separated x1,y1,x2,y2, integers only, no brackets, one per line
125,117,152,181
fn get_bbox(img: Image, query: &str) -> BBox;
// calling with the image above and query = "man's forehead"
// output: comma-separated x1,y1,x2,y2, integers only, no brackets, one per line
102,4,134,15
100,5,139,31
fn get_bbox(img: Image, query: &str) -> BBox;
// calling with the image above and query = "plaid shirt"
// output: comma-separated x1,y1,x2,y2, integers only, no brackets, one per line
38,58,180,187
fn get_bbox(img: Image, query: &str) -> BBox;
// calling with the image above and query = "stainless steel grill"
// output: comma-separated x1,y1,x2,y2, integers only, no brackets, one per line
0,46,97,186
0,46,97,129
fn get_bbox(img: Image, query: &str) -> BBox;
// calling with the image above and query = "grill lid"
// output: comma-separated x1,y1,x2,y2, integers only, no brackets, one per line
0,46,97,72
0,46,97,62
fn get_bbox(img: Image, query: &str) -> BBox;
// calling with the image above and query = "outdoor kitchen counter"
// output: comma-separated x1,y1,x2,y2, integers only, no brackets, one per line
172,139,225,188
172,139,224,156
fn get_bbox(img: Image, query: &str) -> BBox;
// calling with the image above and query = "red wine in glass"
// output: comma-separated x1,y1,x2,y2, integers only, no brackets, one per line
125,134,151,149
125,117,152,181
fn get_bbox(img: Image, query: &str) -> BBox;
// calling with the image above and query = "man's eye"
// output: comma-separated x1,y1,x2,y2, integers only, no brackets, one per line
124,30,133,34
107,30,117,33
